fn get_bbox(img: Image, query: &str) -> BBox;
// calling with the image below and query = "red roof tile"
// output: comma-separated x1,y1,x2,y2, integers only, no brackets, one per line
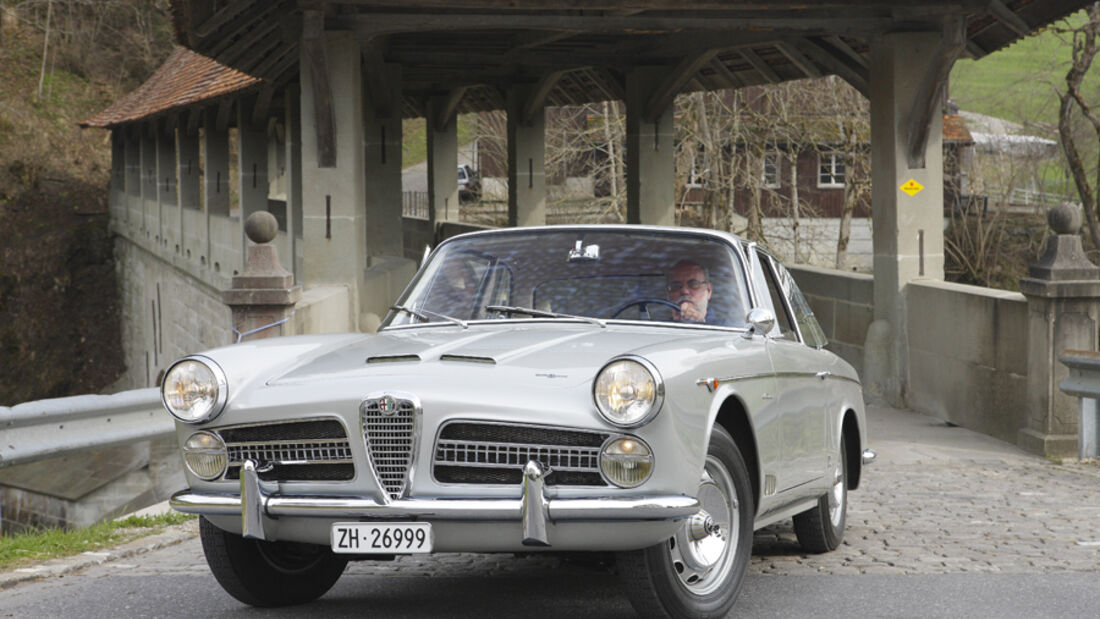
81,47,262,128
943,114,973,144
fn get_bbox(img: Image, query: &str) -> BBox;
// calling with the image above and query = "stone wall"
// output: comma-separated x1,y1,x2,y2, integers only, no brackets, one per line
789,264,874,374
113,236,233,390
906,281,1028,444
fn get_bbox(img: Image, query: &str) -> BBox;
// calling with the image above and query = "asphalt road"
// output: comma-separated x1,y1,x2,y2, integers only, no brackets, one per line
1,538,1099,619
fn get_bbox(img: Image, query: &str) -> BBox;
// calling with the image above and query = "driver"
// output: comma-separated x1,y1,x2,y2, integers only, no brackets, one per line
666,260,713,323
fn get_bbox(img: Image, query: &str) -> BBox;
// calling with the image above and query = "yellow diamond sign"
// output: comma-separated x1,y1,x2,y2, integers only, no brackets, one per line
900,179,924,196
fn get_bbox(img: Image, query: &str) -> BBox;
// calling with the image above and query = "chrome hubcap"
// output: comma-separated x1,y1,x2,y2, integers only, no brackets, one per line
669,455,739,595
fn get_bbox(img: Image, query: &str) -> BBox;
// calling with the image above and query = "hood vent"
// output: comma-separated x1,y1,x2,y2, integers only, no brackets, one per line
440,354,496,365
366,354,421,364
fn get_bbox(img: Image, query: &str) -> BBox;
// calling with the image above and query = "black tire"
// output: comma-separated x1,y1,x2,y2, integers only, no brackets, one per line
793,436,848,553
199,517,348,607
617,426,754,619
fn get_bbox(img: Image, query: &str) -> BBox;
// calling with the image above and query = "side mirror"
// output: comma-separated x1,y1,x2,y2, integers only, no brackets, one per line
742,307,776,339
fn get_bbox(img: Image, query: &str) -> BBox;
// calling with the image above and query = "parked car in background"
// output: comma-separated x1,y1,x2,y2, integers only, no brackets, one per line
162,224,872,618
457,163,480,201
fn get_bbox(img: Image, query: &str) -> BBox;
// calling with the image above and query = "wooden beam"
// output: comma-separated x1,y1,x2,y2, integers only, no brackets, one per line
792,37,869,97
186,108,203,137
824,35,867,68
740,48,781,84
360,36,395,118
523,70,568,125
192,0,252,41
252,86,275,130
776,42,822,78
906,17,967,168
302,9,336,167
337,0,984,8
434,87,469,132
988,0,1032,37
645,49,719,122
216,99,234,132
709,57,745,89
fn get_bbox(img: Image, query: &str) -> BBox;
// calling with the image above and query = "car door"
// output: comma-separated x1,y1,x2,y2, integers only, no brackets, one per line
752,250,829,499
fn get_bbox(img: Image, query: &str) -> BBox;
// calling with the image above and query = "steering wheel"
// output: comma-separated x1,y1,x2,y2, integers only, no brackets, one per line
611,297,683,319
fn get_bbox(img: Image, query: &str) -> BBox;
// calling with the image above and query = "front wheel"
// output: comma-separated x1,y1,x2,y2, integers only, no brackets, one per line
617,426,754,619
793,436,848,553
199,517,348,607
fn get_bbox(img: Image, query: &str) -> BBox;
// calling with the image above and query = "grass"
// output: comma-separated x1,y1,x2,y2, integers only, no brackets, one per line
949,9,1098,130
0,512,195,571
402,114,479,168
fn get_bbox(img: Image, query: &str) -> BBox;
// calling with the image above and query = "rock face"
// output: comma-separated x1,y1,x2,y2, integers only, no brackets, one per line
0,180,124,406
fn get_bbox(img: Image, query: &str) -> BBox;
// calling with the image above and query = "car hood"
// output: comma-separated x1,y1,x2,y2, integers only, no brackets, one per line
266,322,726,389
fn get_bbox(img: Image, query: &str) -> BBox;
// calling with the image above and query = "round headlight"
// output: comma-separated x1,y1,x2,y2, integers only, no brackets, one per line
600,437,654,488
182,431,228,480
593,357,663,427
161,357,227,423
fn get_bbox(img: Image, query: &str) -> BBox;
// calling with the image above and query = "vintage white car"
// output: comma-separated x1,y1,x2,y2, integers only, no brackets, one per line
163,225,871,618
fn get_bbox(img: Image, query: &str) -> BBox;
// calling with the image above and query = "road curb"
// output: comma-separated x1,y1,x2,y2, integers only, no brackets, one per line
0,519,199,591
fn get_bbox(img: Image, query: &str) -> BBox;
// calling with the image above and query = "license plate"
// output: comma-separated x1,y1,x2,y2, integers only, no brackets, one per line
331,522,433,554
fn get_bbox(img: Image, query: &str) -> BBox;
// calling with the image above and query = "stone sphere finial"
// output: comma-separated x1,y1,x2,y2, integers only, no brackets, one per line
245,211,278,244
1049,203,1082,235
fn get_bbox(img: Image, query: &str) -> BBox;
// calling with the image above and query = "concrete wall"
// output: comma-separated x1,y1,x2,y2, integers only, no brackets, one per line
906,280,1028,444
789,265,874,374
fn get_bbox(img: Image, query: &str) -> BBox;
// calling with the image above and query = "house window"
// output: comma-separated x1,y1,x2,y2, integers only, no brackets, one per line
687,146,705,188
818,152,845,188
763,153,780,189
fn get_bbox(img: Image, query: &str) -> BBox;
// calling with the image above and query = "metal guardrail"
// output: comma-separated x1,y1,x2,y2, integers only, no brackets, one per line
0,388,173,469
1059,350,1100,459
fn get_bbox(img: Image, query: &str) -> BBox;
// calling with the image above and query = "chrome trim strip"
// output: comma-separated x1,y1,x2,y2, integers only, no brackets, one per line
696,371,861,388
521,461,550,546
170,490,700,523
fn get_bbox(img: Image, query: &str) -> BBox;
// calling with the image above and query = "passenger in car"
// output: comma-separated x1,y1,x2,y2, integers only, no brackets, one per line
666,259,714,323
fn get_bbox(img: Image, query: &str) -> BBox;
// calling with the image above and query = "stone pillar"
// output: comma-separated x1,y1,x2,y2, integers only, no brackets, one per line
177,127,201,263
507,85,547,227
124,127,141,233
1019,204,1100,458
363,63,404,259
156,122,178,255
223,212,302,342
300,31,367,327
625,67,675,226
238,99,269,271
140,125,157,242
863,32,947,406
285,84,304,283
426,96,459,226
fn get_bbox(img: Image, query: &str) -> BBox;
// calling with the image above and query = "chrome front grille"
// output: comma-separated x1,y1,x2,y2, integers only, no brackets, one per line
434,422,609,486
361,395,418,500
217,419,353,481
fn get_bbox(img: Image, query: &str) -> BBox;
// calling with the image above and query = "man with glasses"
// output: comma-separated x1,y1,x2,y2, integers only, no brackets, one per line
666,259,713,323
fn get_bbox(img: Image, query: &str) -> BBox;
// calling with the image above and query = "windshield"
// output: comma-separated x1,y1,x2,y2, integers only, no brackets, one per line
384,228,751,328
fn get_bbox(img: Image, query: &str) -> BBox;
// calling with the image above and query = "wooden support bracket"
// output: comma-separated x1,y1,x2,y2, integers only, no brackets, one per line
776,42,823,79
645,49,719,123
524,70,568,126
905,17,967,169
433,87,469,133
302,9,336,167
360,35,394,118
989,0,1032,37
793,37,869,98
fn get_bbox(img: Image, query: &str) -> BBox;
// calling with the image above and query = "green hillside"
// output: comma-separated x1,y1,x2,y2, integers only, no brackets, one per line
949,10,1091,130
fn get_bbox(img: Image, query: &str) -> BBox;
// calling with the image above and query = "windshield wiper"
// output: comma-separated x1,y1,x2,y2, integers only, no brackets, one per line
391,305,468,329
485,304,606,329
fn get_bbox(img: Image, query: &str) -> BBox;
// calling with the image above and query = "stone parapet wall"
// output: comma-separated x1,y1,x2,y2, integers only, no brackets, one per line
906,280,1028,444
788,264,874,374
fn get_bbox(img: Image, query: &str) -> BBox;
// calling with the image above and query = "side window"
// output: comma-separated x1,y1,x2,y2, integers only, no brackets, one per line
746,247,795,338
767,256,829,348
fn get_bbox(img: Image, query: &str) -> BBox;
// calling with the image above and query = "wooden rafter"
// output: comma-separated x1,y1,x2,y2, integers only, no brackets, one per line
792,37,869,97
776,42,823,78
740,48,781,84
989,0,1031,37
434,87,469,132
708,57,745,89
645,49,719,122
524,70,569,125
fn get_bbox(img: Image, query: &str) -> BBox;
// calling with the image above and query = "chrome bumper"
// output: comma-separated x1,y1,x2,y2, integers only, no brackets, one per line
172,461,699,547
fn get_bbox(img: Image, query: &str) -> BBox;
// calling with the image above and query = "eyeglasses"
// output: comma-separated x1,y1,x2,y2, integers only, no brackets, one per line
667,279,709,292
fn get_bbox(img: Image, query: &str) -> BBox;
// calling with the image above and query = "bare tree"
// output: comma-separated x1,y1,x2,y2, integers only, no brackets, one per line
1056,2,1100,250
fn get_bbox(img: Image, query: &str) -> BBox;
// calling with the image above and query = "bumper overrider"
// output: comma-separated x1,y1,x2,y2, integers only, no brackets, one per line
171,460,701,547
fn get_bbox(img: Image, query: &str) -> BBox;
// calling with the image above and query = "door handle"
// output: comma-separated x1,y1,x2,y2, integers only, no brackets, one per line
815,371,831,380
